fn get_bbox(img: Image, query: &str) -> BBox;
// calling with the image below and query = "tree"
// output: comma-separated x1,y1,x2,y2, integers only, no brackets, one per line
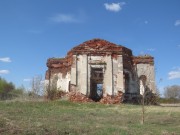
31,75,44,98
0,77,15,100
164,85,180,99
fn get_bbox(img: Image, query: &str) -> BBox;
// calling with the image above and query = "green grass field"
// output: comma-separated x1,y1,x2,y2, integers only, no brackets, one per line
0,100,179,135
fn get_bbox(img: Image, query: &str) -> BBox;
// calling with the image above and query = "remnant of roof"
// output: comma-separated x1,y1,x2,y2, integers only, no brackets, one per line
67,38,132,56
133,56,154,65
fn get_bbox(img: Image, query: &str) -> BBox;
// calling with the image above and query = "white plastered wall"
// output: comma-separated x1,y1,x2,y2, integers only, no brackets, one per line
136,64,156,93
56,72,71,92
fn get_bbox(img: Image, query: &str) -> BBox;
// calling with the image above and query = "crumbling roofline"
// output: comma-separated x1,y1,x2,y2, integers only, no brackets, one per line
133,56,154,65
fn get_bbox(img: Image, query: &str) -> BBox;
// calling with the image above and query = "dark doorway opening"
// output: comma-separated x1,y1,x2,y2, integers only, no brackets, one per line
90,68,104,101
124,73,130,94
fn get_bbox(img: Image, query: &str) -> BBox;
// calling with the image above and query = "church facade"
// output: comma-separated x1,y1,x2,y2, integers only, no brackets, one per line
45,39,156,101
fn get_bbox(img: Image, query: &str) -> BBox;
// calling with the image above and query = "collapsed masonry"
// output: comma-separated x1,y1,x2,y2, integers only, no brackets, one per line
45,39,156,103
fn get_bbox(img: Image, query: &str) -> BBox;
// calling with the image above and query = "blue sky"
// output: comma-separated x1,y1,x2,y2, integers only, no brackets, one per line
0,0,180,95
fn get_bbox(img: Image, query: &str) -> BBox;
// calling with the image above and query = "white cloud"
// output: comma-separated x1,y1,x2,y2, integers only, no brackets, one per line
0,70,10,74
50,13,81,23
104,2,126,12
0,57,12,62
174,20,180,26
23,78,32,82
168,68,180,80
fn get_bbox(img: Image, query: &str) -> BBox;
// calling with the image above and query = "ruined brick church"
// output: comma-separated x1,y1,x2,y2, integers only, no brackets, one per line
45,39,156,102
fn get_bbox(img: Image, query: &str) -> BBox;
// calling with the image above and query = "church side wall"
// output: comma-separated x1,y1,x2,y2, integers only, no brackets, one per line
45,72,70,93
136,63,156,93
56,72,70,92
